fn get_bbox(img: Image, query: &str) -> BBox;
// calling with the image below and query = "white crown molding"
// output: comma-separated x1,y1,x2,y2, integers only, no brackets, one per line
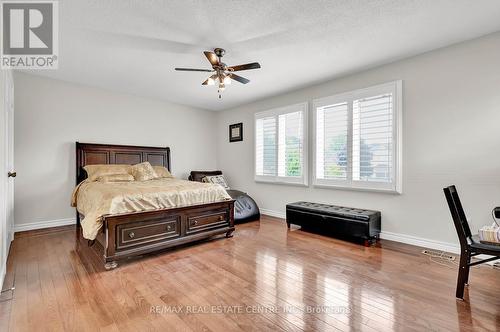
14,218,76,233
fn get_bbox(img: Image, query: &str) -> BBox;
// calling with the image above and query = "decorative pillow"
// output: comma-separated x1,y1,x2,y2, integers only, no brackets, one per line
153,166,173,178
84,164,132,182
131,162,158,181
96,174,134,183
202,175,230,190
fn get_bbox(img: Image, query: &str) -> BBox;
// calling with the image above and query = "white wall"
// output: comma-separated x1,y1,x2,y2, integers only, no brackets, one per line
13,32,500,249
216,32,500,247
14,73,218,229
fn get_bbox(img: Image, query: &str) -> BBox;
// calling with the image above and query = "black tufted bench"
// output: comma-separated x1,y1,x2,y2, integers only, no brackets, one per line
286,201,381,246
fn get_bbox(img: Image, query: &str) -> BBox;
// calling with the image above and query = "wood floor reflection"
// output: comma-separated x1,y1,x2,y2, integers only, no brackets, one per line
0,216,498,331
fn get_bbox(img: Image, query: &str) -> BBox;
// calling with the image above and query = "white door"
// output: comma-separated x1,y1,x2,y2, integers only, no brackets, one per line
5,70,14,247
1,70,14,283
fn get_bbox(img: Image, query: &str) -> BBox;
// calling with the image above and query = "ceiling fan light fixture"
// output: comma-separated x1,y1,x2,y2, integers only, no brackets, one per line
175,48,260,98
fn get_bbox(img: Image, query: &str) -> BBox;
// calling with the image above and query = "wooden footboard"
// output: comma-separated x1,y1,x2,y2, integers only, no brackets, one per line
77,200,235,270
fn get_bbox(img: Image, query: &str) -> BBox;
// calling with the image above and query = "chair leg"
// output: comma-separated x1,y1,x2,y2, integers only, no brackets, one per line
464,254,471,286
456,250,470,299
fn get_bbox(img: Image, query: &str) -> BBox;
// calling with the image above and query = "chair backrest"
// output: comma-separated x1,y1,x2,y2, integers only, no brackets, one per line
443,185,473,249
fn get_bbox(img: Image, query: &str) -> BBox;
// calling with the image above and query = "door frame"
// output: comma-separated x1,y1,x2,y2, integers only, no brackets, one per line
1,69,14,284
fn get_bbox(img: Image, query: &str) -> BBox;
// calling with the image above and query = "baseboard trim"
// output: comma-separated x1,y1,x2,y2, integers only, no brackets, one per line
0,261,5,292
261,208,461,253
14,218,76,233
0,239,12,291
260,208,286,219
379,231,460,254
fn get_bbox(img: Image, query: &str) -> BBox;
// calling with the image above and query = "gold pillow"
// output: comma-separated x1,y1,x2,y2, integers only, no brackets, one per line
153,166,173,178
84,164,131,182
131,162,158,181
96,174,134,183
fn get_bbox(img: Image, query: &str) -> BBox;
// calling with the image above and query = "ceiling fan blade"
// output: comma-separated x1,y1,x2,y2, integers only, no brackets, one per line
202,74,217,85
229,73,250,84
175,68,213,72
204,51,219,66
227,62,261,72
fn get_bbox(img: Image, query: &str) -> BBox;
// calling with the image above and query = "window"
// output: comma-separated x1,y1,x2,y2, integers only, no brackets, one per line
313,81,402,193
255,103,308,185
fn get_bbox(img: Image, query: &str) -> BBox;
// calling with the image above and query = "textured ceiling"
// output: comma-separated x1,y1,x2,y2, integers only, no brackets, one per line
24,0,500,111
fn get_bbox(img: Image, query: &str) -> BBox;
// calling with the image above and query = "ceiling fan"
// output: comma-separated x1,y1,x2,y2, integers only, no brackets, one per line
175,48,261,98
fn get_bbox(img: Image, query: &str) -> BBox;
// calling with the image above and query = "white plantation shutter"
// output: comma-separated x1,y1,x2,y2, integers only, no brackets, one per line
353,94,393,183
255,103,308,184
316,102,348,181
278,111,303,177
313,81,402,192
255,117,276,176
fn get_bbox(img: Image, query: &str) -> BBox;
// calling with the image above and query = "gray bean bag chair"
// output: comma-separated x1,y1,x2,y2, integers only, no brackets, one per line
188,171,260,223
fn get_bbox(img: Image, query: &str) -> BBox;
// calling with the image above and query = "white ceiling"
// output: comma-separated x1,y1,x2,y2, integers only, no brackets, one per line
25,0,500,111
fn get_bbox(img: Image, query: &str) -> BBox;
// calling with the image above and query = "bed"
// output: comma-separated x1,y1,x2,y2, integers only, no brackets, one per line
74,142,235,270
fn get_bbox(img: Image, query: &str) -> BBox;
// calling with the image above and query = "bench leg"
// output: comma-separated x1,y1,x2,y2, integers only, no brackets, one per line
364,239,373,247
364,237,378,247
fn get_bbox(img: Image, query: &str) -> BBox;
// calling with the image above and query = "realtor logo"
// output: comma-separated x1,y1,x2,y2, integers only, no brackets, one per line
1,1,58,69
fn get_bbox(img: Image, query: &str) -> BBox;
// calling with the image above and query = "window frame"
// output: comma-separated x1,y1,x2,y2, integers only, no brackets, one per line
312,81,403,193
254,102,309,186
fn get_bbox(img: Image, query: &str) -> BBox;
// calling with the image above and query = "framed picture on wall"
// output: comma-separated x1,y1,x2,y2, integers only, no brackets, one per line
229,123,243,142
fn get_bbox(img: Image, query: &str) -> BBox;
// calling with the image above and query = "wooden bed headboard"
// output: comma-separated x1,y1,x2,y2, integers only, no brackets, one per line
76,142,171,184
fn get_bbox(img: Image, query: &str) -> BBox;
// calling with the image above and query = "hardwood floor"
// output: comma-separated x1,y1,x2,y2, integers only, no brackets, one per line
0,216,498,331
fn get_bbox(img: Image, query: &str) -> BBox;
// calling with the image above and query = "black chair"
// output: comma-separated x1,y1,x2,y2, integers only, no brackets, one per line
443,185,500,299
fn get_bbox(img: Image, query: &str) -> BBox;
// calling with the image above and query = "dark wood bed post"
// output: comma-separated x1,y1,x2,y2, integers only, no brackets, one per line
75,142,82,227
74,142,234,270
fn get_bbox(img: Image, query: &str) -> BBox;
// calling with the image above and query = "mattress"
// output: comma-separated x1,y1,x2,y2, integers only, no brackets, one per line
72,178,231,240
